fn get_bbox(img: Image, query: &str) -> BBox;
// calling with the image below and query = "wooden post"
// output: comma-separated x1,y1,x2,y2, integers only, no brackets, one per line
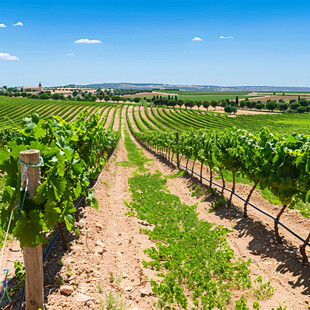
20,150,44,310
176,132,180,168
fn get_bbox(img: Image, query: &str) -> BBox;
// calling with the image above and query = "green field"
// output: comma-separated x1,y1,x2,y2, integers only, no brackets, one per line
159,90,252,95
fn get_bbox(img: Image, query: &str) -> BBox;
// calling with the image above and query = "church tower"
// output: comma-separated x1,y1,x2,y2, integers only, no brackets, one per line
38,82,43,93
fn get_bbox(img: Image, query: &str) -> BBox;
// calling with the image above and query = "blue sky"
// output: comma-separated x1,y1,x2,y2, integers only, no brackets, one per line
0,0,309,87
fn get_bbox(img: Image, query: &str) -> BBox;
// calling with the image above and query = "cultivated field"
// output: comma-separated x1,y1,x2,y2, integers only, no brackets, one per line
1,96,310,309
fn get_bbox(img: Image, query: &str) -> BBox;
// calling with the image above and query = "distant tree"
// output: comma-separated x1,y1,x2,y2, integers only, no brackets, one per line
289,99,297,104
203,101,210,111
235,96,239,106
72,91,78,97
297,106,306,113
98,95,104,102
290,102,300,110
31,94,39,99
240,101,246,108
211,100,217,110
278,99,285,103
246,101,256,110
196,101,202,110
224,105,233,114
279,103,288,113
52,93,60,100
104,95,110,102
133,97,141,103
265,101,277,112
298,95,301,102
231,106,237,114
177,100,184,109
256,103,264,111
67,95,72,100
3,86,7,89
188,101,195,109
91,95,97,101
39,94,49,99
299,98,309,107
175,95,178,101
76,96,81,101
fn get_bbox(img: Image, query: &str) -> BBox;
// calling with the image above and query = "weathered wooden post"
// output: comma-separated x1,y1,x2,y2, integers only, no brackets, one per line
20,150,44,310
176,132,180,168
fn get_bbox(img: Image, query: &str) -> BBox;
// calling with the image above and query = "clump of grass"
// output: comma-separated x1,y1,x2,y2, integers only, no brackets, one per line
116,129,152,171
189,183,205,198
165,170,185,179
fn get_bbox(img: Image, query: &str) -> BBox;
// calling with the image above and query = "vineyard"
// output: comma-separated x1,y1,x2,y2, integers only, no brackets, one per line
1,97,310,309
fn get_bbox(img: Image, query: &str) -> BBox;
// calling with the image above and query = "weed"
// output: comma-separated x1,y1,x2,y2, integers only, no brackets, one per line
109,272,115,283
98,284,103,294
103,291,126,310
67,265,73,277
252,276,274,300
57,260,64,267
235,295,249,310
56,277,64,285
75,227,80,238
272,303,287,310
102,180,110,188
209,196,226,213
189,183,205,198
165,170,185,179
14,261,26,290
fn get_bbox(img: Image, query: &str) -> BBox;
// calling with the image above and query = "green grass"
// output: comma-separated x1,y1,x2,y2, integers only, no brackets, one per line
126,171,256,309
116,127,152,171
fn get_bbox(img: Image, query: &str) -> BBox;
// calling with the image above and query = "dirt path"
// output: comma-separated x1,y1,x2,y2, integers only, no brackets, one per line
103,106,116,129
99,106,109,123
112,106,121,132
86,106,104,121
127,105,139,133
44,108,160,310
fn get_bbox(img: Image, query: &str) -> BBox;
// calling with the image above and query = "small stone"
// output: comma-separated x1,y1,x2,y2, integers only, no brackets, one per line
124,286,133,292
60,285,74,295
94,246,105,254
86,301,95,308
95,240,106,248
123,273,129,278
140,289,151,297
95,223,103,230
75,293,93,303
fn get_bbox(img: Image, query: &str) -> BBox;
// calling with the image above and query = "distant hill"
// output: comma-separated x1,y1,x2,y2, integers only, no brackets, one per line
83,83,310,92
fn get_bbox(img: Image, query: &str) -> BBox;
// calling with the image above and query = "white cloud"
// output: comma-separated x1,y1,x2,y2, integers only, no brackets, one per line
66,53,75,56
0,52,19,61
0,24,7,28
13,21,24,27
219,35,233,39
192,37,202,41
74,39,101,44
